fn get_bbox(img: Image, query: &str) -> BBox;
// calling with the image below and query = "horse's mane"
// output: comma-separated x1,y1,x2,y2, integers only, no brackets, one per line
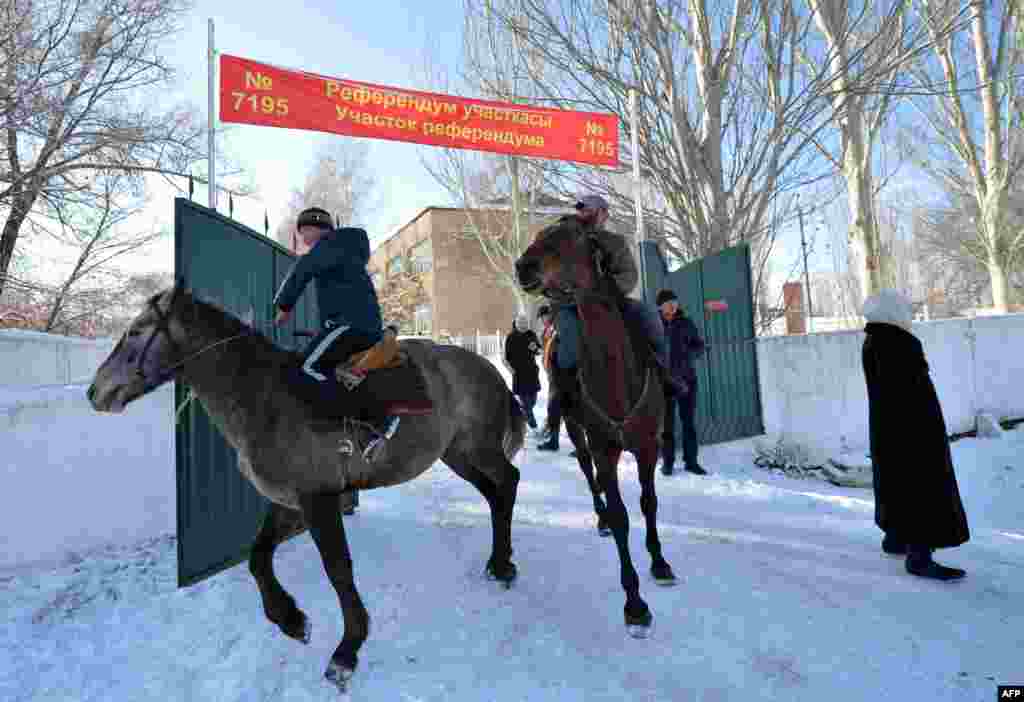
169,289,298,363
534,214,586,244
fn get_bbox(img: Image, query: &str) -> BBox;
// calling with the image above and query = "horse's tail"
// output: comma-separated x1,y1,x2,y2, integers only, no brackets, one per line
503,389,527,461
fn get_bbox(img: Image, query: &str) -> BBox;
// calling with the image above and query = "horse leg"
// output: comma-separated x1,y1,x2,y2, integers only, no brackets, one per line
635,440,677,586
248,503,311,644
442,449,519,585
298,491,370,692
593,444,651,637
565,419,609,536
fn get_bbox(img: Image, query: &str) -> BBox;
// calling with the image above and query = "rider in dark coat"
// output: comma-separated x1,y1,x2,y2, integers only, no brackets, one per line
862,289,969,581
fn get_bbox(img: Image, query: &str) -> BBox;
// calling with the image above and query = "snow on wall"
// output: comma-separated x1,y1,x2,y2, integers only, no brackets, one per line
0,383,175,571
756,313,1024,457
0,330,117,387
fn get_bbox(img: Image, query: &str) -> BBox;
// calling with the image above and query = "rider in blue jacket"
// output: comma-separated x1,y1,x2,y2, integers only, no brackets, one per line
273,207,397,457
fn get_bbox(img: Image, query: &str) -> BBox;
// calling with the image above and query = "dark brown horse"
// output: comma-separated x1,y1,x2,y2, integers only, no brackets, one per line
87,284,524,693
515,218,675,638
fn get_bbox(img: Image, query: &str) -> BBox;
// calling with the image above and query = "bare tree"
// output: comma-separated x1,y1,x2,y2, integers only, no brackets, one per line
418,2,561,316
275,139,375,251
803,0,955,301
0,0,205,298
29,173,163,331
376,267,429,333
907,0,1024,312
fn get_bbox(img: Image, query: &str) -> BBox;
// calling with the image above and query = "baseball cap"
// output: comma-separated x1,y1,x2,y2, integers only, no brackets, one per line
574,194,609,211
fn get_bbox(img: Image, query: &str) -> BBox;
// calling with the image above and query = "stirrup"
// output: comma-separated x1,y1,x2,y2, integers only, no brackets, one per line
362,416,401,462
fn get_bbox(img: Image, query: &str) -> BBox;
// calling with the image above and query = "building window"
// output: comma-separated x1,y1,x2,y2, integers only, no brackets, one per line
414,304,432,335
409,239,432,273
386,254,405,276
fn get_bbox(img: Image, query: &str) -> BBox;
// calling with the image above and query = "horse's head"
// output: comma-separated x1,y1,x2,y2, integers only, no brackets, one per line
514,217,601,302
87,280,195,412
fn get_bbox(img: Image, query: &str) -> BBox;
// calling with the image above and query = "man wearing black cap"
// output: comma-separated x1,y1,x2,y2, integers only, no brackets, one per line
273,206,398,460
656,288,707,476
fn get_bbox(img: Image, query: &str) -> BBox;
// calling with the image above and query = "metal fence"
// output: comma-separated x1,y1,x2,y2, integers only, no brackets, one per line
444,331,504,357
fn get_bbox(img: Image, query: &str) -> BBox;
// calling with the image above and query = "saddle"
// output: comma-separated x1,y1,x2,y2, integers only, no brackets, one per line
333,330,433,416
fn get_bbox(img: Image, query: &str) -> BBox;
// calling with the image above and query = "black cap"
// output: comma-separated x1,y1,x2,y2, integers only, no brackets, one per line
655,289,678,306
296,207,333,231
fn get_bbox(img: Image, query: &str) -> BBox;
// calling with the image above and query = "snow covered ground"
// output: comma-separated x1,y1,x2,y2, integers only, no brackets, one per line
2,380,1022,701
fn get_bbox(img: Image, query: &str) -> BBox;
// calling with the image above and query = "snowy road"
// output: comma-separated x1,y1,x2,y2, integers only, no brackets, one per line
2,431,1022,702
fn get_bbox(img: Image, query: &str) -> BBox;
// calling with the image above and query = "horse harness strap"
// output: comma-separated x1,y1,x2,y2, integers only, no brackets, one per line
577,364,657,448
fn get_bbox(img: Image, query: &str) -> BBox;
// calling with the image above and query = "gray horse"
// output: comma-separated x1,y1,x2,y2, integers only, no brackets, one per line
87,283,524,693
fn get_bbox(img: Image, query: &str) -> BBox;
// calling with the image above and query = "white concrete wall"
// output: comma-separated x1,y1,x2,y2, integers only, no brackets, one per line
0,329,117,387
756,314,1024,459
1,329,174,572
0,382,175,571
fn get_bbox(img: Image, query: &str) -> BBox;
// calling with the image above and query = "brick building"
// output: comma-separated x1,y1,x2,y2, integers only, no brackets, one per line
366,206,563,339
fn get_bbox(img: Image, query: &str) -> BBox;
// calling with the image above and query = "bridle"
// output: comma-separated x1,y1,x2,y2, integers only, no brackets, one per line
126,280,258,393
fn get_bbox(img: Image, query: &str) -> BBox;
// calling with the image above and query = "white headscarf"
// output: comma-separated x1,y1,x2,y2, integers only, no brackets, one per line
862,289,913,332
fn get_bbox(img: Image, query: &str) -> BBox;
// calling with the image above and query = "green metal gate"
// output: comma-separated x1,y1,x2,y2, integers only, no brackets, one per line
640,241,764,445
174,199,318,587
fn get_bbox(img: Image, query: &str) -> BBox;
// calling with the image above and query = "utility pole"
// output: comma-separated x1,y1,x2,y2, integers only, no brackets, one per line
797,199,814,333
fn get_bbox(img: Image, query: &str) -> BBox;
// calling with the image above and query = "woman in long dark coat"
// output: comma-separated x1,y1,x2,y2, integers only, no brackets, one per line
504,315,542,429
862,289,970,581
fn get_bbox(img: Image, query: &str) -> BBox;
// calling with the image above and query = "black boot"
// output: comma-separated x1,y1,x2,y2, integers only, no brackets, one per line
661,437,675,476
905,546,966,581
882,534,907,555
684,463,708,476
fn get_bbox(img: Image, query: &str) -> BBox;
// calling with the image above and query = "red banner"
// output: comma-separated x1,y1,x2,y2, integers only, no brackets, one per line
219,54,619,167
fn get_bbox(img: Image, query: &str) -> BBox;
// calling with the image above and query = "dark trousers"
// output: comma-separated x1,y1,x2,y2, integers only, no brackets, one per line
544,388,562,436
516,392,538,427
291,322,382,421
663,385,698,468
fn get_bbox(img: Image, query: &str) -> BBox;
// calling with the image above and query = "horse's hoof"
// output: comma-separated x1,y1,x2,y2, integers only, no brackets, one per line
624,603,653,637
486,561,518,588
627,623,652,639
651,562,678,586
324,659,355,692
280,609,311,645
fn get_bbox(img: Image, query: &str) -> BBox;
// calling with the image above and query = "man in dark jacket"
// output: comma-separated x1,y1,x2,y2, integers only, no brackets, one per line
504,315,542,429
273,207,397,458
656,288,707,476
862,289,969,581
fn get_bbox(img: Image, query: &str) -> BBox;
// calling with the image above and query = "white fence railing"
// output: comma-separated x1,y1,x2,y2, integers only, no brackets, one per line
445,331,504,357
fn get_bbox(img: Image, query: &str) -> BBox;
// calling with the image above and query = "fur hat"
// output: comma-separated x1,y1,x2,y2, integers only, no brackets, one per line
655,289,678,306
863,289,913,332
296,207,333,231
574,194,609,211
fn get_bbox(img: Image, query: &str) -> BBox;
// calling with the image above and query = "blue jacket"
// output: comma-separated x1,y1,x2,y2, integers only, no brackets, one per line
662,311,705,384
273,228,383,338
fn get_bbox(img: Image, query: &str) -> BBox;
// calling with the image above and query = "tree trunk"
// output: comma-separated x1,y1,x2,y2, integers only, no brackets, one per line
843,125,886,304
981,195,1011,312
0,190,36,299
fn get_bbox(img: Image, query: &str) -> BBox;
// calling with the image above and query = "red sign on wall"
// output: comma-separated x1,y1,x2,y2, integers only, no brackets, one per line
219,54,620,167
